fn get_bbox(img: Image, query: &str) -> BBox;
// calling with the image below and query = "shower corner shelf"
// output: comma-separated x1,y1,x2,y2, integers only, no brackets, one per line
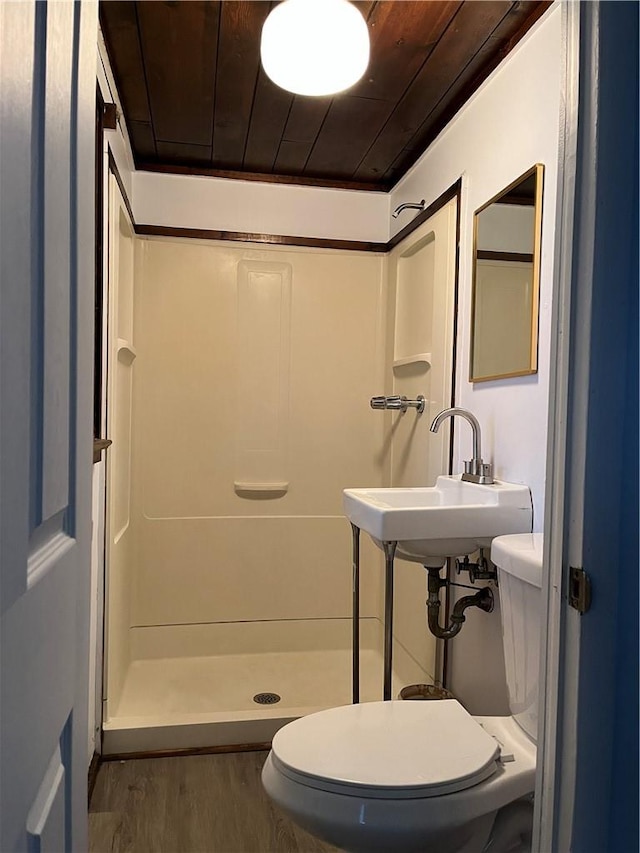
117,339,138,364
392,352,431,369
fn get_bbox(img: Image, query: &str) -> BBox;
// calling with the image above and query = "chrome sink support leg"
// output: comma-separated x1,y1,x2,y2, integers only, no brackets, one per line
351,523,361,704
383,541,397,701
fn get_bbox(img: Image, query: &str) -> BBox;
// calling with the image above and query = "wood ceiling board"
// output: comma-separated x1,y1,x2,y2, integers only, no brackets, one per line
352,1,378,20
273,139,312,176
380,0,554,184
408,0,551,149
127,119,156,161
272,95,334,174
212,2,271,168
155,141,214,166
305,96,395,177
353,1,516,182
99,1,153,126
243,70,294,173
136,0,219,148
100,0,553,190
280,96,333,144
348,0,462,102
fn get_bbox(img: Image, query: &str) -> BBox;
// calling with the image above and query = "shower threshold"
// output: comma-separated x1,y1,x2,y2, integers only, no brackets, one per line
102,617,431,755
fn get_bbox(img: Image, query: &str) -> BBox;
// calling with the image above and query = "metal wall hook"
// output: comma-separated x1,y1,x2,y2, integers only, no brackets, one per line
370,395,425,414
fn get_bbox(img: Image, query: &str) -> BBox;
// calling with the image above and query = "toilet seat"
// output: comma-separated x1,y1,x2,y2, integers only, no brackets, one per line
271,699,501,800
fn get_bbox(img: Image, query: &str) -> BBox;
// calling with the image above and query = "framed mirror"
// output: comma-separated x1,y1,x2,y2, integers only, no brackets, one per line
469,164,544,382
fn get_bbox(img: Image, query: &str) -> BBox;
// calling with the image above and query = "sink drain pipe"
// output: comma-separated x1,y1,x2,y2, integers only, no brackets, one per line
426,567,494,640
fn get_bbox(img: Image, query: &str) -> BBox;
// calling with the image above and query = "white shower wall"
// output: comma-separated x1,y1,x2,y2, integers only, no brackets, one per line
103,237,397,750
384,199,458,685
104,178,137,723
103,221,459,752
131,239,387,628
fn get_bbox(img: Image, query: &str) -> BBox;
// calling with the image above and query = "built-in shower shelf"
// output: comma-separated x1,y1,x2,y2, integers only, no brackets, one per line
117,339,137,364
234,481,289,497
393,352,431,369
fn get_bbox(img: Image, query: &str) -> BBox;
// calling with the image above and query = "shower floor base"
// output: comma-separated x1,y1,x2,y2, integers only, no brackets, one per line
102,618,432,755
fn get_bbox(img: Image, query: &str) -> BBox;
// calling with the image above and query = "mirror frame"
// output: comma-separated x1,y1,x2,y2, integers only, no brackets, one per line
469,163,544,383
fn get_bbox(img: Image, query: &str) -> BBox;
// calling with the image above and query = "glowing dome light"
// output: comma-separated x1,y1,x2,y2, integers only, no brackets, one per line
260,0,370,97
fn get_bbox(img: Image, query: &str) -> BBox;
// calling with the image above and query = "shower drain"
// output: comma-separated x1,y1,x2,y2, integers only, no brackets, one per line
253,692,281,705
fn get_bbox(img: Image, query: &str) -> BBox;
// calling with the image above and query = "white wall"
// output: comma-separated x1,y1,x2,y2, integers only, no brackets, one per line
477,203,535,253
389,7,561,713
390,6,561,533
132,170,390,243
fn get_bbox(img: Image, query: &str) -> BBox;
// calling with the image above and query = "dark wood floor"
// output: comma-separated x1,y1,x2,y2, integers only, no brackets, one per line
89,750,340,853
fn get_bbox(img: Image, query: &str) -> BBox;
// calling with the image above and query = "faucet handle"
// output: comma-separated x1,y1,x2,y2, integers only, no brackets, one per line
479,463,493,482
369,395,405,411
370,395,425,414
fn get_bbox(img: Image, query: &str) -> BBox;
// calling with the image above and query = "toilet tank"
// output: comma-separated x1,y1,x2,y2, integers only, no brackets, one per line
490,533,543,743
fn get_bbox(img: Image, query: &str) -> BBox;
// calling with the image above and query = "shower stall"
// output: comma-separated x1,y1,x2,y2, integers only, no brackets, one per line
101,177,458,754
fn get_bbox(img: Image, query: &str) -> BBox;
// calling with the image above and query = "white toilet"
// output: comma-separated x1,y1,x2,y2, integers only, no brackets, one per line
262,533,543,853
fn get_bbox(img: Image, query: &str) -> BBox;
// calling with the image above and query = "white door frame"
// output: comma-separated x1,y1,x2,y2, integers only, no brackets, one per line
535,1,639,849
534,2,581,848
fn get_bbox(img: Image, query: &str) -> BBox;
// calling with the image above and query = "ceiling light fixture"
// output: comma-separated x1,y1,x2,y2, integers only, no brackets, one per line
260,0,370,97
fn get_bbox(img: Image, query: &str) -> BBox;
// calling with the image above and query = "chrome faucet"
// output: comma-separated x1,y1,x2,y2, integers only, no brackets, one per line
430,407,494,484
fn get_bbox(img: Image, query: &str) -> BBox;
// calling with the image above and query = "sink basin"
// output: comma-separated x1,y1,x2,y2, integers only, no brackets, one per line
343,475,533,566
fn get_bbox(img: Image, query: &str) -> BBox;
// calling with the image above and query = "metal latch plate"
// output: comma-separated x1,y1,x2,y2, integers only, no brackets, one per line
569,566,592,614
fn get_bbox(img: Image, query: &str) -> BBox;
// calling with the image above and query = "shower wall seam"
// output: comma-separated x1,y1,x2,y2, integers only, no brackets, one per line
130,616,380,629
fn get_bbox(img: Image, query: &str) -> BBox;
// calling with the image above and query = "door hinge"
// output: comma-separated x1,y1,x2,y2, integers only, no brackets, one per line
569,566,592,614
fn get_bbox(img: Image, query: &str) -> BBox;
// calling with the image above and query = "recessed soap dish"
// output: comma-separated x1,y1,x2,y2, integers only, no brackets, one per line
234,481,289,498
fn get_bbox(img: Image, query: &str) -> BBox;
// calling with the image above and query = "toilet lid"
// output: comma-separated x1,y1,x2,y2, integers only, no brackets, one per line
271,699,500,798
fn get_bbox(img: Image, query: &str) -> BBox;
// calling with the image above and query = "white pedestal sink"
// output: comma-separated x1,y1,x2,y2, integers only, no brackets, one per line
343,474,533,567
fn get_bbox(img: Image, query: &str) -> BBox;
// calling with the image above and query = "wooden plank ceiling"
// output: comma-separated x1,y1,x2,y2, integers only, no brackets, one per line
100,0,551,191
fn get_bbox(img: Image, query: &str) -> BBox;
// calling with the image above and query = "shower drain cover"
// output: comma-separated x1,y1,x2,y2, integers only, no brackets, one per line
253,692,281,705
